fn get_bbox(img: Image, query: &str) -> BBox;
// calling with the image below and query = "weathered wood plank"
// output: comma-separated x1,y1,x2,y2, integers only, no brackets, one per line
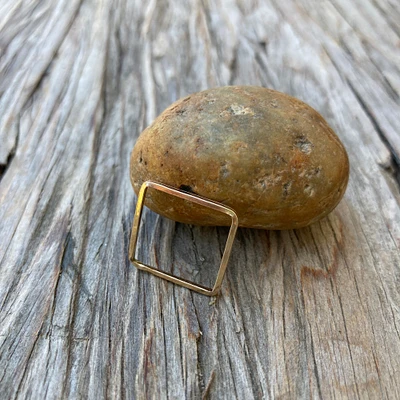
1,0,400,398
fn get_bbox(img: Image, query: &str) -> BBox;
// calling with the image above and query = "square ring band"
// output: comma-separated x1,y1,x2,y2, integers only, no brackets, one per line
129,181,239,296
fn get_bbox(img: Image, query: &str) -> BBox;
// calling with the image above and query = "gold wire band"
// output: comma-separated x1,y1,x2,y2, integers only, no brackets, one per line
129,181,239,296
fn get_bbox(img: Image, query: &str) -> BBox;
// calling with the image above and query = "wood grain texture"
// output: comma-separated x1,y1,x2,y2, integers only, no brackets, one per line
1,0,400,398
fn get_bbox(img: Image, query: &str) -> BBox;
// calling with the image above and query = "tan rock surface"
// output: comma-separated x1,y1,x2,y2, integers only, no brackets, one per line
130,86,349,229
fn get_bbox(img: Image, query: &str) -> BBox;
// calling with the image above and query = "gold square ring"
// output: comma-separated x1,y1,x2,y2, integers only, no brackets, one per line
129,181,239,296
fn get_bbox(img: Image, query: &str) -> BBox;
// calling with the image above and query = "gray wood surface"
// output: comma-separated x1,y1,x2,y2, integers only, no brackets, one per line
1,0,400,398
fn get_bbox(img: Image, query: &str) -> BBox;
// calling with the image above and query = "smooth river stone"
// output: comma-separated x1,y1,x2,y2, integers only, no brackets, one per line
130,86,349,229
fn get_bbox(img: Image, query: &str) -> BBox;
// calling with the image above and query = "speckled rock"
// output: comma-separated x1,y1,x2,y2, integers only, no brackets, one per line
130,86,349,229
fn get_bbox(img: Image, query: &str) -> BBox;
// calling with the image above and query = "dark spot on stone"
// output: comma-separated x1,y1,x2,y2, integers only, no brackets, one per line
294,135,313,155
144,161,147,166
179,184,194,193
283,182,292,197
304,184,315,197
